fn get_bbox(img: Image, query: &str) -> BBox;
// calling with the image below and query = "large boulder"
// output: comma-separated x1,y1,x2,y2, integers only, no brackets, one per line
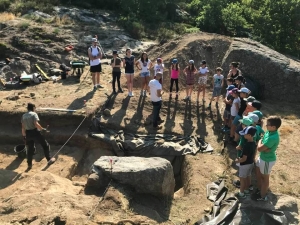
87,156,175,198
221,38,300,102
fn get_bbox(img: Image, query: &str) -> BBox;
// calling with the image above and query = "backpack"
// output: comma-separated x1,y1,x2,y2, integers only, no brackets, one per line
88,46,101,64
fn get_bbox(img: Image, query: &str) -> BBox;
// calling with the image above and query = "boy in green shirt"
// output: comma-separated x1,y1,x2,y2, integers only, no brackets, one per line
255,116,282,201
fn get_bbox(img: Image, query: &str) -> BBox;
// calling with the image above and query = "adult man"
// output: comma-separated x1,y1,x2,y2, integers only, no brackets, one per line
21,103,55,169
111,50,123,94
149,72,164,129
88,37,103,91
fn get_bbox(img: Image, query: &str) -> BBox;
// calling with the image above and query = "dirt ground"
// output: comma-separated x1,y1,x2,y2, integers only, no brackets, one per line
0,37,300,224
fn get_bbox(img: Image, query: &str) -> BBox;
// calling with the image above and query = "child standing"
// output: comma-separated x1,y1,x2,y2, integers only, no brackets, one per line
208,67,224,108
222,85,235,132
154,58,164,85
136,52,153,97
229,88,241,143
197,60,209,102
123,48,135,97
235,126,257,198
255,116,282,201
234,75,246,89
183,60,197,101
169,58,180,100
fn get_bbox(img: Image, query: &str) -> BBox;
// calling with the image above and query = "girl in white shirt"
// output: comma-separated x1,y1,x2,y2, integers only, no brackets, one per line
153,58,164,85
135,52,153,96
197,60,209,102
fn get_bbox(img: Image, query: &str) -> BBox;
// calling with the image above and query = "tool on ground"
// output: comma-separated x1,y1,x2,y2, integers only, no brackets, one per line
35,64,51,81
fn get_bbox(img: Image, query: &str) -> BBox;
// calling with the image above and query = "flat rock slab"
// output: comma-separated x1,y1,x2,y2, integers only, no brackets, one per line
87,156,175,198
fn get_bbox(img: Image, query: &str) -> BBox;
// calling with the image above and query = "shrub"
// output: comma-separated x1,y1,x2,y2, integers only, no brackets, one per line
53,28,60,34
0,0,10,12
0,12,15,22
157,28,174,42
18,22,30,30
185,27,200,33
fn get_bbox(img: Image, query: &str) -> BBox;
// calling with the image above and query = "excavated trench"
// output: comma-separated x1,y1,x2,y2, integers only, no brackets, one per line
0,111,186,190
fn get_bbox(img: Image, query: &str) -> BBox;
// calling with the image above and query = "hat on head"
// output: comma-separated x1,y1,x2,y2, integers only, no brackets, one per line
157,58,162,62
244,96,256,102
201,60,206,65
238,87,250,94
249,110,263,119
235,75,244,81
248,100,262,110
239,126,257,136
248,113,259,123
226,85,236,91
113,50,118,55
238,116,254,126
189,60,194,64
229,88,239,94
172,58,178,64
92,38,98,43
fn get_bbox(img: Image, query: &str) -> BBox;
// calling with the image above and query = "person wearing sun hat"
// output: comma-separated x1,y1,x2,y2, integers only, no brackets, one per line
234,126,257,199
222,85,235,131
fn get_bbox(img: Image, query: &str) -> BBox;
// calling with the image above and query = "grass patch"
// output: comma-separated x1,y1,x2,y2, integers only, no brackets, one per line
18,21,30,30
0,12,15,22
280,125,294,136
53,15,73,26
53,28,60,34
283,114,298,120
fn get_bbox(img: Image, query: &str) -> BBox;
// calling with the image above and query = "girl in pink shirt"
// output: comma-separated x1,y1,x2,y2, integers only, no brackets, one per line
169,59,180,100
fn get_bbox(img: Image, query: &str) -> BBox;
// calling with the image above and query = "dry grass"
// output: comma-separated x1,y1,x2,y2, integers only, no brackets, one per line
283,114,298,120
0,12,15,22
53,15,73,26
279,125,294,136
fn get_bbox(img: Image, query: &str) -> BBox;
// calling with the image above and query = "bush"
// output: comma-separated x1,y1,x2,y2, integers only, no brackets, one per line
185,27,200,33
18,22,30,30
0,0,11,12
120,19,145,39
157,28,174,42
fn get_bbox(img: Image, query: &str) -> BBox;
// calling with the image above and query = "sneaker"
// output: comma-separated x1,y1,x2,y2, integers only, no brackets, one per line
93,86,97,91
143,90,147,96
153,125,162,130
233,180,241,188
255,195,268,201
47,157,56,165
140,90,143,96
184,96,189,100
97,84,104,88
244,190,250,196
208,103,211,107
235,192,246,199
249,185,254,191
113,90,117,94
131,92,134,96
118,89,123,93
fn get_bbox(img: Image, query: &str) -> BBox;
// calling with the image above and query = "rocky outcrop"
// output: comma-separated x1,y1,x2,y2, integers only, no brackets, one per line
87,156,175,198
221,38,300,102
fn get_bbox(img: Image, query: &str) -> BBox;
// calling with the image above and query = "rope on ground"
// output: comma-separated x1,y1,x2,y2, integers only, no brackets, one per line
2,116,87,203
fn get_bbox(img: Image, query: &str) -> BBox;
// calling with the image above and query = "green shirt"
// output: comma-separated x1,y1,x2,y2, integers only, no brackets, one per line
260,130,280,162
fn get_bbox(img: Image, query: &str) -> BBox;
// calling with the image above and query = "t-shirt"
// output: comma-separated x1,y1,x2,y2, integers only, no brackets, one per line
238,99,247,116
124,56,135,73
154,63,164,76
225,95,234,111
138,59,151,73
171,69,179,79
213,74,224,88
240,141,256,165
255,125,265,141
21,111,39,130
89,46,101,66
111,57,121,72
199,67,209,76
231,97,240,116
260,130,280,162
149,79,162,102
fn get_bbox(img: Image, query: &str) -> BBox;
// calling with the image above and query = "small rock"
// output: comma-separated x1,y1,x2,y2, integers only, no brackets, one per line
18,91,24,95
29,93,35,97
103,109,111,117
6,95,20,101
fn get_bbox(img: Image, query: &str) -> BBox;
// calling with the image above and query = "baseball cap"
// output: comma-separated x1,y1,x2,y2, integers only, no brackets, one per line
248,100,262,110
113,50,118,55
92,38,98,42
157,58,162,62
244,96,256,102
238,116,254,126
248,113,259,123
229,88,239,94
238,87,250,94
239,126,257,136
235,75,244,81
172,58,178,63
249,110,263,119
226,85,236,91
189,60,194,64
201,60,206,64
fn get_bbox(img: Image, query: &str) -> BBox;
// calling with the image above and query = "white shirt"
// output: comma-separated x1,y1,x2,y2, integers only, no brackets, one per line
138,59,151,73
154,63,164,76
231,97,241,116
89,46,101,66
149,79,162,102
199,67,209,75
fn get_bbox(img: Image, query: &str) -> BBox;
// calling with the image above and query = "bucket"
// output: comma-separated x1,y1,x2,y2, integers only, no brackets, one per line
14,144,27,158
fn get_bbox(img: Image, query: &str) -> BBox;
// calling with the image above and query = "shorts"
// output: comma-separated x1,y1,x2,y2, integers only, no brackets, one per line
212,87,222,97
239,163,254,178
140,71,150,77
125,73,134,76
223,109,231,120
198,76,207,85
256,157,276,175
90,64,102,73
235,124,243,134
232,115,242,126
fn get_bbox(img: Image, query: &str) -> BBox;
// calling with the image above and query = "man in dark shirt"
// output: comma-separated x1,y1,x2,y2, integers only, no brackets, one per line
235,126,257,199
21,103,55,170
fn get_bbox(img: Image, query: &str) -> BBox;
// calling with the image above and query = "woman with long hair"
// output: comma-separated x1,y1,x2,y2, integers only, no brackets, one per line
169,58,180,100
228,62,242,81
135,52,153,96
183,60,197,101
122,49,135,97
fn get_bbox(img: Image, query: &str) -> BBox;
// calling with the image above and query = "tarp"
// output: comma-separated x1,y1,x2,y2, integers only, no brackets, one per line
195,180,288,225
